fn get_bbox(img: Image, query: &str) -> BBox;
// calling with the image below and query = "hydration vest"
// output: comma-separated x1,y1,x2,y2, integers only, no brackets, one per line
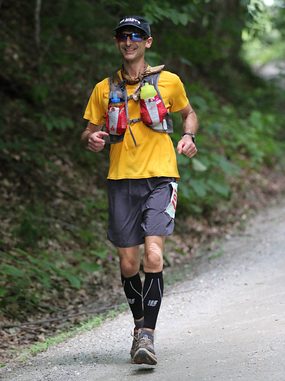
105,66,173,144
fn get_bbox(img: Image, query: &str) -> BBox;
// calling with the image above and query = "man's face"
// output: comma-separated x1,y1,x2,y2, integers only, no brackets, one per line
115,28,153,63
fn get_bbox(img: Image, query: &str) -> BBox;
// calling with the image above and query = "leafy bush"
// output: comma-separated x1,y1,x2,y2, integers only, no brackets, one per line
173,82,285,215
0,244,112,318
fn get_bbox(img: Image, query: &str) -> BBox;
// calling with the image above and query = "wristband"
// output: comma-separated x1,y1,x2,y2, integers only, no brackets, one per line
182,132,196,143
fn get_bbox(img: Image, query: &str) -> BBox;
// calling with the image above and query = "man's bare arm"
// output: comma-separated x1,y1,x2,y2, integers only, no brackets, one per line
81,122,102,142
81,122,109,152
177,103,198,158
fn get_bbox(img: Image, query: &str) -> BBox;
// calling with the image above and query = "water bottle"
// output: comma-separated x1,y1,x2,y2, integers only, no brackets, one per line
140,83,157,100
106,91,127,135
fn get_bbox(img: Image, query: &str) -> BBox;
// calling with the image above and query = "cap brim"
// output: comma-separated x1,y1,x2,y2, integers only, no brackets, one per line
114,24,149,36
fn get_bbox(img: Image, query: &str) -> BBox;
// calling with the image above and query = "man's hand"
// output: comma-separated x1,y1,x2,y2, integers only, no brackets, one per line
177,134,197,158
87,131,109,152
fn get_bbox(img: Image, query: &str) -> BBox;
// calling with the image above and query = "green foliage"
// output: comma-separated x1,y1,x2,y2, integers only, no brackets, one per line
243,0,285,64
0,183,112,318
0,243,112,318
175,81,285,215
13,205,51,248
38,114,74,132
143,1,195,25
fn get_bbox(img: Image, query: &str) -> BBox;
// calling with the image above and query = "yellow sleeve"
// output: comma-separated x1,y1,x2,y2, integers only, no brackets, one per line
168,74,189,113
83,78,109,125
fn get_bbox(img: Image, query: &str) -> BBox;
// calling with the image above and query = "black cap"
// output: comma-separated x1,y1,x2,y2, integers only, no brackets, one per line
114,16,151,37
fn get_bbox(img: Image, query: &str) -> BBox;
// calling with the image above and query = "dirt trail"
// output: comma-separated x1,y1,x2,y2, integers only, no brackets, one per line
1,200,285,381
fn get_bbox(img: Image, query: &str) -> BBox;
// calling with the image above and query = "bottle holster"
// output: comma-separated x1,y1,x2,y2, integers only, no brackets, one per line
140,95,168,130
106,103,127,136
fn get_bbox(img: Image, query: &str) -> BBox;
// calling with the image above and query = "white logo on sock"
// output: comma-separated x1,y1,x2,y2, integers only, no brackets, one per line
147,300,158,307
127,298,135,304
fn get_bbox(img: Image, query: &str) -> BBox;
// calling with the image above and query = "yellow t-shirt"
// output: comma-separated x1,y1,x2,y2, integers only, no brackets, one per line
83,70,189,180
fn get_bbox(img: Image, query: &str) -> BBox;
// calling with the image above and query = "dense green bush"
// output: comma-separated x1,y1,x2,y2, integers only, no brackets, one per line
174,82,285,214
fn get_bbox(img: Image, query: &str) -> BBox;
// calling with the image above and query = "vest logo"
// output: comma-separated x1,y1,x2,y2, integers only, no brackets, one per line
147,300,158,307
127,298,135,305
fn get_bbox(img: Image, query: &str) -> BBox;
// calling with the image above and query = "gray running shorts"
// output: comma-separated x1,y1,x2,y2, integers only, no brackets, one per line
107,177,178,248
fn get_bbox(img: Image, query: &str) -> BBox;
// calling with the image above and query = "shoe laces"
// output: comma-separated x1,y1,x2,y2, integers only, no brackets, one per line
131,330,139,341
139,334,153,347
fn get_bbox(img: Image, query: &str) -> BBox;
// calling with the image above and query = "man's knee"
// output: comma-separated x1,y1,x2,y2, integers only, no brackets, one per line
120,257,140,277
144,240,163,272
118,247,140,277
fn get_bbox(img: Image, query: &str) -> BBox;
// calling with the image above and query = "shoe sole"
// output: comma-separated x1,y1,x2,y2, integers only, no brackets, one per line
133,348,157,366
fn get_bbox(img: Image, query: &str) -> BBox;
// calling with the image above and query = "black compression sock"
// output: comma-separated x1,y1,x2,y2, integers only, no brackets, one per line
121,273,143,321
143,271,164,330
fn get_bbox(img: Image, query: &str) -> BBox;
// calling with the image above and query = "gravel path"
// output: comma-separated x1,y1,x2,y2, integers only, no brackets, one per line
1,200,285,381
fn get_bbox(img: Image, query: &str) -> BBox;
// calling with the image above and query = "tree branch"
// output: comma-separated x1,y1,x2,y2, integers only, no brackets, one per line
35,0,42,48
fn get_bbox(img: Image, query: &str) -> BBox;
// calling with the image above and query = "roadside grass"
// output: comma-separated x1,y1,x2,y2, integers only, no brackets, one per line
208,250,224,261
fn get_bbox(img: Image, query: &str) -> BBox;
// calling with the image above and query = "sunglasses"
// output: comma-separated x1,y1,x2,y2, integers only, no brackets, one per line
116,32,147,42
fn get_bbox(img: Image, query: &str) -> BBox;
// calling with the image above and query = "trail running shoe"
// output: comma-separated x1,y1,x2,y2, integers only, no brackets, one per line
130,318,144,359
130,329,139,359
133,330,157,366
